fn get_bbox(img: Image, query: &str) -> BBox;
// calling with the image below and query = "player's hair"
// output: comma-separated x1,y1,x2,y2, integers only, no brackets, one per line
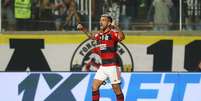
101,14,113,23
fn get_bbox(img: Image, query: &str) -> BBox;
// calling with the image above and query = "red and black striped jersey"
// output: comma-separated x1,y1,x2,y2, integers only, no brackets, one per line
94,29,120,66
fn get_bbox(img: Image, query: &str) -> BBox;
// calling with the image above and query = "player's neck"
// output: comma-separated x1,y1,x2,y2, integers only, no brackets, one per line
102,27,111,33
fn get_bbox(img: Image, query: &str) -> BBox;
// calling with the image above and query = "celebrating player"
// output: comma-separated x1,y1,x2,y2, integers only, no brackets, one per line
77,14,125,101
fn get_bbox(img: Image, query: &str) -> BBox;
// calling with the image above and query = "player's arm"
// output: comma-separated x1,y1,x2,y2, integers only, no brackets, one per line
116,26,125,41
77,24,95,39
111,25,125,41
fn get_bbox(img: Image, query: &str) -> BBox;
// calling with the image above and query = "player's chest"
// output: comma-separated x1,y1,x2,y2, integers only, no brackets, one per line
98,33,114,41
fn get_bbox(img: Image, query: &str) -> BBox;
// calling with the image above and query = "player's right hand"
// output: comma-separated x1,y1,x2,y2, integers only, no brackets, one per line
77,24,84,31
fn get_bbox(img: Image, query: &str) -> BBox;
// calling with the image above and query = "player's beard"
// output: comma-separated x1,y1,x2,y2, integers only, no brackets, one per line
100,24,109,32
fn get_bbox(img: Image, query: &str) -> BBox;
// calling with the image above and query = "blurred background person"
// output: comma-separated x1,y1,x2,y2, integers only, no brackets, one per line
108,0,120,26
183,0,201,30
2,0,16,31
14,0,33,31
91,0,104,30
102,0,120,28
64,0,80,30
147,0,173,31
119,0,138,30
171,0,179,30
38,0,56,30
75,0,89,29
52,0,66,31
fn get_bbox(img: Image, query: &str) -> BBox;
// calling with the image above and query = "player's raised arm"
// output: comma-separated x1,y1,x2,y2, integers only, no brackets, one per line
115,26,125,41
110,24,125,41
77,24,95,39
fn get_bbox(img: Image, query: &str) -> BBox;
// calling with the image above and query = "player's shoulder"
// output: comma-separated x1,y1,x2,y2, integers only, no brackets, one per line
111,29,119,33
94,32,103,37
109,29,119,38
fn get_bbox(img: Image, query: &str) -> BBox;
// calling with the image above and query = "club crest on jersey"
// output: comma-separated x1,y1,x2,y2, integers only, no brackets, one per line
70,39,134,72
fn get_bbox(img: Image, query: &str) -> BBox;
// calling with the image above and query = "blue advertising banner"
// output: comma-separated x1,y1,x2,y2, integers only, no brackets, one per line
0,72,201,101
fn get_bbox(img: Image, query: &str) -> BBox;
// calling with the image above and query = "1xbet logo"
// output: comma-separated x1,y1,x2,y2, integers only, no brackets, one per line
18,73,201,101
18,73,87,101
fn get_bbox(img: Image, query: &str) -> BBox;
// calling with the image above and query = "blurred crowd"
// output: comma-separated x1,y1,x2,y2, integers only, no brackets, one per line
1,0,201,31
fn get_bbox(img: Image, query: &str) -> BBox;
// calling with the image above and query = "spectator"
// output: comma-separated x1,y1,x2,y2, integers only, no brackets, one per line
52,0,66,30
31,0,41,31
109,0,120,26
147,0,173,31
103,0,120,27
145,0,154,15
64,0,80,30
183,0,201,30
76,0,89,29
14,0,32,31
119,0,138,30
171,0,179,30
119,0,130,30
39,0,56,30
91,0,104,30
2,0,16,31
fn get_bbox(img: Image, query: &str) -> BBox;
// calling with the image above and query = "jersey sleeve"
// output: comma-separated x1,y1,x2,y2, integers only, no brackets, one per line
94,33,100,40
112,29,120,41
91,33,100,40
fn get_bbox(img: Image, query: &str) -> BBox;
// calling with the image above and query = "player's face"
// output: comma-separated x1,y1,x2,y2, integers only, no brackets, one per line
99,16,111,30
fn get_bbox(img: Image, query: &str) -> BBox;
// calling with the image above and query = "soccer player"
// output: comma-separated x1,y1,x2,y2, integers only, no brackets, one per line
77,14,125,101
